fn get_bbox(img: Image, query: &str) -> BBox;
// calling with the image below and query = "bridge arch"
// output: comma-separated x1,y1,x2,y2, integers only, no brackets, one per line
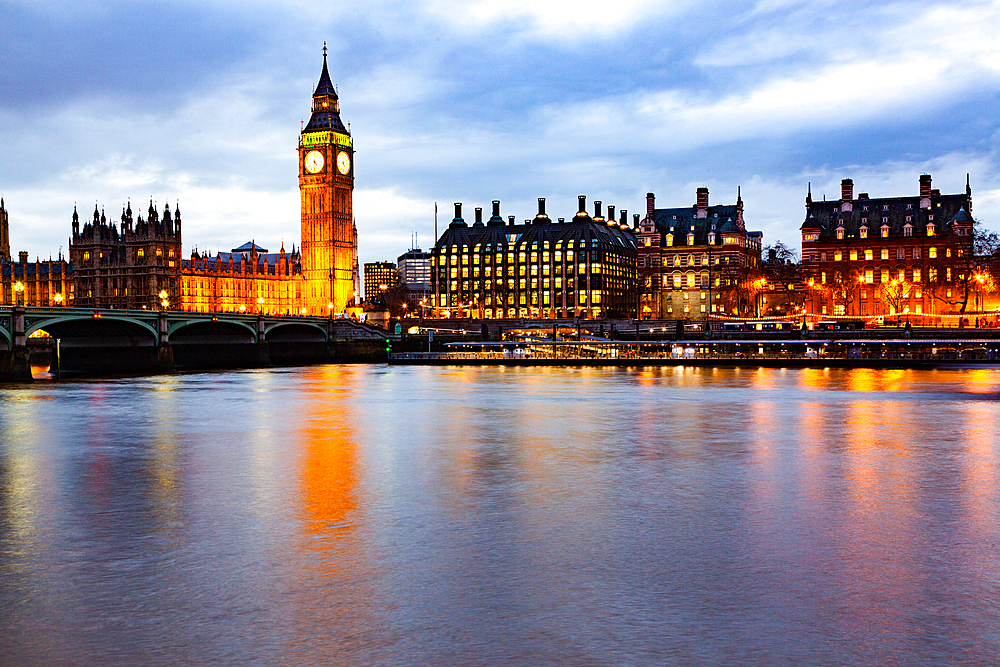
0,327,10,351
26,315,158,347
168,319,257,345
264,321,328,343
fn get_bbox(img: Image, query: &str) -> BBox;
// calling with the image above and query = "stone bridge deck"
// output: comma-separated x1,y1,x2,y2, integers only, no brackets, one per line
0,307,393,380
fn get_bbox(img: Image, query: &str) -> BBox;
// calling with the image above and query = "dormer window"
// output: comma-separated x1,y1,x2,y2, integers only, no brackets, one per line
881,225,889,238
687,233,695,246
859,226,868,239
927,223,935,237
665,234,673,247
708,233,716,245
837,227,845,240
903,223,913,237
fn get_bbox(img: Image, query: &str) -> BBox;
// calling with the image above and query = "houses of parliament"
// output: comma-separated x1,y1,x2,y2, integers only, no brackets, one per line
0,49,360,315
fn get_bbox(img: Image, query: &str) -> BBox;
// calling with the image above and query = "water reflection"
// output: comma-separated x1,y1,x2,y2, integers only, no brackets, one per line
1,366,999,665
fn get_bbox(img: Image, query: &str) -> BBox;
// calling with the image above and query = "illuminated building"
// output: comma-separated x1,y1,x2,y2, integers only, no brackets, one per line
298,44,357,314
181,242,303,314
69,201,182,309
637,188,763,319
364,262,399,301
800,175,975,317
54,49,362,315
397,246,431,301
431,197,639,319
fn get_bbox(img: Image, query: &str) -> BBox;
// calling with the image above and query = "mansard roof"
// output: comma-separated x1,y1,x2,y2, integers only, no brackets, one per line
651,204,744,245
435,211,637,254
805,191,970,240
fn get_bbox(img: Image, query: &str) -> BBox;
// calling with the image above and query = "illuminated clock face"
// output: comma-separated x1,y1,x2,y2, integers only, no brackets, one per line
337,151,351,175
304,150,325,174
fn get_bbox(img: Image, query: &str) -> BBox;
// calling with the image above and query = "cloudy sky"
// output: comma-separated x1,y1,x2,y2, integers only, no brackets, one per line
2,0,999,267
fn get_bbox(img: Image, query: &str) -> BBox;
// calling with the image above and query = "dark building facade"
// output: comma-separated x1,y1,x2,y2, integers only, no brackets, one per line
431,197,639,319
69,201,183,309
637,188,763,319
800,175,975,318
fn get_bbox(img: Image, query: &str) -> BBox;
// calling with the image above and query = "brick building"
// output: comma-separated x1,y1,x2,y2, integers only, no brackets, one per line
800,175,974,318
637,188,763,319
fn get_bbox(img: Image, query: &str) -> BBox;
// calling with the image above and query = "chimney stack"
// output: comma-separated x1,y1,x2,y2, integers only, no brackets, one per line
578,195,587,214
492,200,500,217
454,202,462,219
607,205,615,224
646,192,655,218
620,209,627,225
508,215,515,226
841,178,854,202
474,207,483,225
594,200,603,221
920,174,932,209
695,187,709,218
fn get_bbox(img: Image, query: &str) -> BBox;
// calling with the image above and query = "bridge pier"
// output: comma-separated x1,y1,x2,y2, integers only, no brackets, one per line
1,308,33,382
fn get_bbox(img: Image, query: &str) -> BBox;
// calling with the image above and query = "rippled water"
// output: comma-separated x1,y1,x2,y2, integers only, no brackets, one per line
2,365,999,666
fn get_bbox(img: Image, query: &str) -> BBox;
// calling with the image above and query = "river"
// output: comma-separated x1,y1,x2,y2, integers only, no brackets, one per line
2,365,999,665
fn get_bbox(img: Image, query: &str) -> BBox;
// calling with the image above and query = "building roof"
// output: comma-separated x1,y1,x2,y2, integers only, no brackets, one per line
435,208,637,254
650,203,746,245
231,241,268,253
801,187,972,239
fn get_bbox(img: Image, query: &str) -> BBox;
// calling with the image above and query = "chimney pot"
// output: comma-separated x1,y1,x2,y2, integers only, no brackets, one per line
578,195,587,213
454,202,462,219
646,192,655,217
508,215,515,226
696,187,709,210
594,200,602,219
607,205,616,223
538,198,546,215
492,200,500,217
475,207,482,224
620,209,627,224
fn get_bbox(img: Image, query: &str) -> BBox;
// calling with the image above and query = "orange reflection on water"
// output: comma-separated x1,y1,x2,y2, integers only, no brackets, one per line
297,367,361,538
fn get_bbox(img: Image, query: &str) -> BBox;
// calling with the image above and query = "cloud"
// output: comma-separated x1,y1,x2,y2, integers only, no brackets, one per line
1,0,999,271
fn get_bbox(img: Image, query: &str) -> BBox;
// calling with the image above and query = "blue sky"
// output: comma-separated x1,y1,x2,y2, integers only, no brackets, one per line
1,0,998,268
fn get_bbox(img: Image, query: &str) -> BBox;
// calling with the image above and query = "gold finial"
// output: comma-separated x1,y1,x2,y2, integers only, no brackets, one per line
323,42,327,57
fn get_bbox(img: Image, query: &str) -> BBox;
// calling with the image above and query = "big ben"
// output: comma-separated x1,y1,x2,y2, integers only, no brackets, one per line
299,45,355,314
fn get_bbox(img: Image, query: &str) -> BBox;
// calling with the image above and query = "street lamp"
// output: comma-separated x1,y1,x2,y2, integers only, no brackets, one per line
257,296,264,314
13,281,24,307
54,293,63,306
159,289,169,310
239,304,246,313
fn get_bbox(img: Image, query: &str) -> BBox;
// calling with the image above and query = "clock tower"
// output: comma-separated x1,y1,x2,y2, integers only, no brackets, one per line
299,45,355,314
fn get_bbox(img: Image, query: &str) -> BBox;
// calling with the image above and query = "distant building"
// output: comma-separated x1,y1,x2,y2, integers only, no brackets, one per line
637,188,763,319
397,247,431,301
364,261,399,301
0,197,9,262
800,175,974,318
431,197,639,319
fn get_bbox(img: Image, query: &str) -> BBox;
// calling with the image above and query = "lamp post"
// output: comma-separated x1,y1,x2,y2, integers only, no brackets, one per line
257,296,264,314
54,292,63,307
159,289,169,311
13,281,25,307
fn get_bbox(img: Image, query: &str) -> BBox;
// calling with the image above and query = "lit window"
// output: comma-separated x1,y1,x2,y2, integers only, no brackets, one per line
927,224,935,237
860,227,868,239
865,269,873,284
881,269,889,283
929,247,937,259
913,268,921,283
834,250,843,262
865,249,873,261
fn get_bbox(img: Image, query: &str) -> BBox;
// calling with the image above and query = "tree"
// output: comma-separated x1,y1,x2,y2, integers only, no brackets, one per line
878,279,912,317
762,240,801,315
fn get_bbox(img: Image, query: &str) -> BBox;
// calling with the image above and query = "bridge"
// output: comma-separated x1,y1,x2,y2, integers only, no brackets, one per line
0,306,392,381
